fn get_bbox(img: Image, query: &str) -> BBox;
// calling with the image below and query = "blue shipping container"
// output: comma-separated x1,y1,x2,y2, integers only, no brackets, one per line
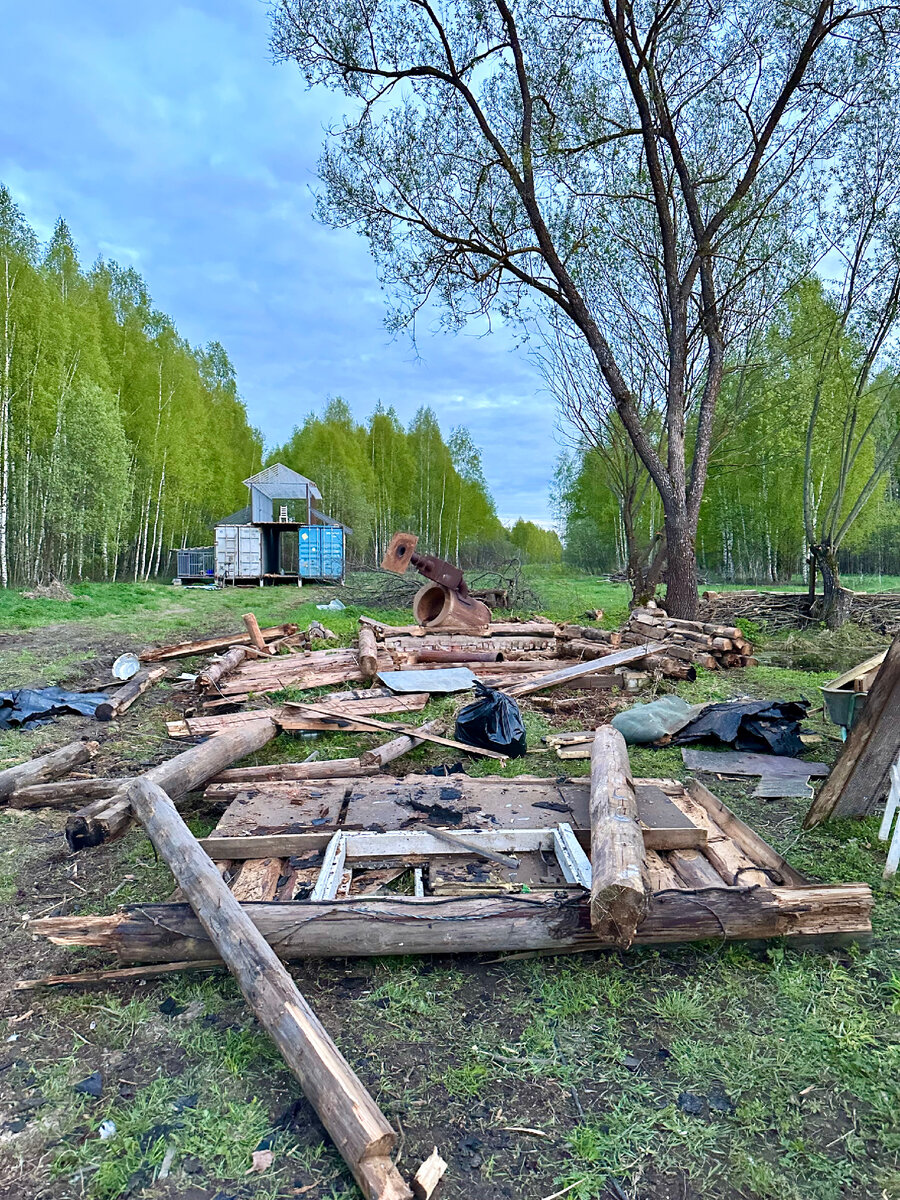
298,525,344,580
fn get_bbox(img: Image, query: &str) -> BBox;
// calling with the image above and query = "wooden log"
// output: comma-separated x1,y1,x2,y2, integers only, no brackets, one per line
65,718,277,851
140,624,297,662
805,633,900,826
556,639,621,661
503,644,665,698
10,778,125,809
33,882,874,961
411,649,503,663
242,612,269,654
123,778,410,1200
644,849,685,891
556,625,621,646
211,758,376,785
199,645,248,690
95,666,167,722
668,848,725,888
589,727,650,947
641,654,697,681
358,625,380,680
412,1149,448,1200
0,740,99,803
295,706,509,763
359,721,441,767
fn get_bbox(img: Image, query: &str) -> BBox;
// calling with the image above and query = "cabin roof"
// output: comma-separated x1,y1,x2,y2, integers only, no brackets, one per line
243,463,322,501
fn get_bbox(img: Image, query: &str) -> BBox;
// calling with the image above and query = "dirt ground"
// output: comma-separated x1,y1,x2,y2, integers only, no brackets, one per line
0,596,898,1200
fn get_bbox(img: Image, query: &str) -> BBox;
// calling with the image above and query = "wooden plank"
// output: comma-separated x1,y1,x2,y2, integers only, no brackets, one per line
34,883,874,961
668,848,725,889
292,705,509,763
589,727,650,946
140,624,297,662
503,644,665,697
687,780,808,886
806,634,900,825
122,778,410,1200
825,649,889,692
0,740,99,803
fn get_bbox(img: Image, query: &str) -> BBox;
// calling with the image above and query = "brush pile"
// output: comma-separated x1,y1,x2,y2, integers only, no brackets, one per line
701,589,900,634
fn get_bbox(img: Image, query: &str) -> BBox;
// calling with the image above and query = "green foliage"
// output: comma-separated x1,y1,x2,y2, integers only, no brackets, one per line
0,184,263,587
557,280,900,581
269,399,506,563
507,518,562,564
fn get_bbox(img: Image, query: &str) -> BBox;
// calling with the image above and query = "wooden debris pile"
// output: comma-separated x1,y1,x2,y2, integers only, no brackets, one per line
619,605,756,672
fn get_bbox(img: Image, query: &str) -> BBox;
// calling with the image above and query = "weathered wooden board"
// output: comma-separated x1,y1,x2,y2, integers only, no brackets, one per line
211,780,350,837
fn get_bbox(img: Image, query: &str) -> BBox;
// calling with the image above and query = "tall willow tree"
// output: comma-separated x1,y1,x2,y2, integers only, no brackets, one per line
271,0,898,618
0,185,262,585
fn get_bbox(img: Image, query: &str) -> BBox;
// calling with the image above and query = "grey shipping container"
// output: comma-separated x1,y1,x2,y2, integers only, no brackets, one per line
216,524,263,580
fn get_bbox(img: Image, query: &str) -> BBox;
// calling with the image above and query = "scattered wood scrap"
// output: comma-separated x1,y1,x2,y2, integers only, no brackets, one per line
140,623,298,662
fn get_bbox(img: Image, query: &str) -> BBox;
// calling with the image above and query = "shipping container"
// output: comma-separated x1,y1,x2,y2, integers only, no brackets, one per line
298,525,344,580
215,524,263,580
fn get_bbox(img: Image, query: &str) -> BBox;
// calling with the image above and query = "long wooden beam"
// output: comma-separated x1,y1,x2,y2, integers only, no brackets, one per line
32,883,873,962
124,778,410,1200
589,727,650,946
502,643,665,697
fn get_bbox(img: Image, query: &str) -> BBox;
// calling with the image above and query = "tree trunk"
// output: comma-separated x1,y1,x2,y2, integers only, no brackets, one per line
663,513,699,620
811,543,854,630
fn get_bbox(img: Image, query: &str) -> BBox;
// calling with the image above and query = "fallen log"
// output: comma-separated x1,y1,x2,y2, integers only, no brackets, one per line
33,883,874,960
359,721,441,767
65,718,277,851
357,625,380,680
95,666,167,722
124,777,410,1200
589,726,650,948
0,740,99,803
199,646,248,691
294,705,509,763
10,778,125,808
211,758,376,784
140,624,297,662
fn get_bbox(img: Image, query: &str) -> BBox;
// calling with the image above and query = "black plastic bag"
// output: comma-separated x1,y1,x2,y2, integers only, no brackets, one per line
455,682,527,758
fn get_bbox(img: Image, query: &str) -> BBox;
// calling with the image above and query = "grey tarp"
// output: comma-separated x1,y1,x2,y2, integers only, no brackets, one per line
0,687,110,730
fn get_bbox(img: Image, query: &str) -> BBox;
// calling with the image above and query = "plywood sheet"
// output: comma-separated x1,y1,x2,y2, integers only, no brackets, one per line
212,780,349,837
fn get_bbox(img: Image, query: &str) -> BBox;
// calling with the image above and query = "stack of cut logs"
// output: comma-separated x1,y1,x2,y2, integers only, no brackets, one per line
618,605,756,673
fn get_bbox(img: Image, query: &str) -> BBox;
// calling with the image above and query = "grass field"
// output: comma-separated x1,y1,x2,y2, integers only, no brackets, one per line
0,570,897,1200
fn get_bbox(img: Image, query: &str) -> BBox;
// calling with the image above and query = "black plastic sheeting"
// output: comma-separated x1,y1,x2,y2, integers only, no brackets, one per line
672,699,810,757
0,687,111,730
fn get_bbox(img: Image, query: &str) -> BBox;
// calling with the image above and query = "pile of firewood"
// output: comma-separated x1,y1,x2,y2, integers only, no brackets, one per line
618,605,756,672
700,588,900,634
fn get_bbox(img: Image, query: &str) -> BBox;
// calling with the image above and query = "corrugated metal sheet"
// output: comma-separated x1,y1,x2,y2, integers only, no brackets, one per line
216,525,263,579
298,525,344,580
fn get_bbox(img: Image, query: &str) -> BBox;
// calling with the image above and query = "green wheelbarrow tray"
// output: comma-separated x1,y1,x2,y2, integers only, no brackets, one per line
821,685,867,733
821,647,889,734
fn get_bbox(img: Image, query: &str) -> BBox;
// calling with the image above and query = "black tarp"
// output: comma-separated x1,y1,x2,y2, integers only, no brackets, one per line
672,699,810,756
0,687,110,730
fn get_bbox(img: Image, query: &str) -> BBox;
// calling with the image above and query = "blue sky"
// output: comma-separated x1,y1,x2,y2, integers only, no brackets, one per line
0,0,560,526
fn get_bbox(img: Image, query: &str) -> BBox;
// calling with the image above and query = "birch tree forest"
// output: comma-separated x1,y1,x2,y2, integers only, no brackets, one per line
0,186,263,586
